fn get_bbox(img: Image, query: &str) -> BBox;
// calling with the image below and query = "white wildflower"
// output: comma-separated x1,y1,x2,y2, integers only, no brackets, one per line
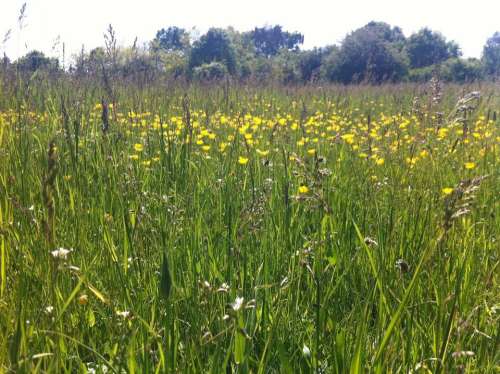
302,345,311,358
116,310,131,319
50,247,72,260
216,283,230,293
452,351,475,358
245,299,256,309
231,296,244,312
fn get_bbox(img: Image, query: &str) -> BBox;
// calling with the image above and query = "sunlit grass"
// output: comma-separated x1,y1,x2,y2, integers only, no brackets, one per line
0,81,498,372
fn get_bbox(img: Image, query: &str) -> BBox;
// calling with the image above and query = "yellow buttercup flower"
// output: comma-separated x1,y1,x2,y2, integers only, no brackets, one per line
442,187,454,196
406,157,417,165
134,143,144,152
298,185,309,194
464,162,475,170
256,149,269,157
238,156,249,165
341,133,355,144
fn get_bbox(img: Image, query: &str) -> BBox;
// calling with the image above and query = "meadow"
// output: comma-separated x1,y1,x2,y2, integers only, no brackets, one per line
0,79,498,372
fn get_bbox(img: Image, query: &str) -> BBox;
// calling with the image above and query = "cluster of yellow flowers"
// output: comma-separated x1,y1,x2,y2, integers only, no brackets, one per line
0,101,496,179
107,104,498,175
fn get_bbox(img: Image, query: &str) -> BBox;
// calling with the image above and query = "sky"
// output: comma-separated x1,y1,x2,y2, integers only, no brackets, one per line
1,0,499,64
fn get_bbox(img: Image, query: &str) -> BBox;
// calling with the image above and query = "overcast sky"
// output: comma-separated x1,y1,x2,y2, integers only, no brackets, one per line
1,0,499,64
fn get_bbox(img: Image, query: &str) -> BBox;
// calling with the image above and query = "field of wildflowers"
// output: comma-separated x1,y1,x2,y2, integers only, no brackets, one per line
0,81,498,372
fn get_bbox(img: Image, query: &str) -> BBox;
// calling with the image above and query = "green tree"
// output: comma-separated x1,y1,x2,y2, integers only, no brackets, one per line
406,28,460,68
363,21,406,44
161,52,188,78
298,48,326,82
73,47,106,77
153,26,190,52
224,27,257,80
482,32,500,76
249,25,304,58
251,58,276,84
15,50,59,72
444,58,483,82
119,45,158,84
189,28,236,74
325,22,408,84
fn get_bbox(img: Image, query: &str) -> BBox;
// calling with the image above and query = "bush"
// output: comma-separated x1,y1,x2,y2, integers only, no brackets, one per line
408,65,439,82
189,29,236,74
15,50,59,73
408,58,483,83
192,62,228,82
442,58,483,82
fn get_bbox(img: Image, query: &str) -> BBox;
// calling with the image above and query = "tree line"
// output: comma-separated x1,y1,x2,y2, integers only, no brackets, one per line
3,22,500,84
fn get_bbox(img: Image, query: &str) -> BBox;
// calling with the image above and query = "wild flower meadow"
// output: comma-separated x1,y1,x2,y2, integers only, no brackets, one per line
0,80,498,372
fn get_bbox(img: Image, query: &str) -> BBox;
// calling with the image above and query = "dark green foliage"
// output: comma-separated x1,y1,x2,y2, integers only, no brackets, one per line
408,65,439,82
324,23,408,84
119,54,157,81
153,26,190,52
159,252,171,300
482,32,500,76
192,62,228,81
443,58,483,82
15,50,59,73
189,28,237,74
249,25,304,57
409,58,483,83
298,48,325,82
363,21,406,44
11,22,497,85
251,58,275,83
406,28,461,68
71,46,158,84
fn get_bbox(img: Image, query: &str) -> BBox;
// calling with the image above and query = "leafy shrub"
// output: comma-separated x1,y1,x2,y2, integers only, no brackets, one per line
192,62,228,82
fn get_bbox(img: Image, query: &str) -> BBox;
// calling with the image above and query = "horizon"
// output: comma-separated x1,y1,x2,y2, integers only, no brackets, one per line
1,0,499,64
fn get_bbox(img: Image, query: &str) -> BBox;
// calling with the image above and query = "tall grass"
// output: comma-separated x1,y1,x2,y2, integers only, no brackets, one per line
0,75,498,372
